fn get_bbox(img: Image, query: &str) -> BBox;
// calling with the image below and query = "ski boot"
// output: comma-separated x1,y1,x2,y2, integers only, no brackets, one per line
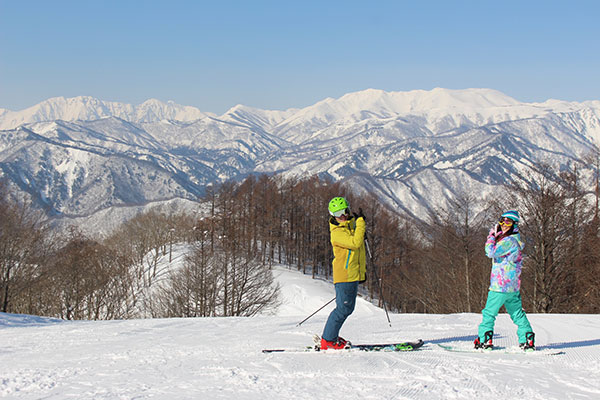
474,331,493,350
320,336,351,350
519,332,535,351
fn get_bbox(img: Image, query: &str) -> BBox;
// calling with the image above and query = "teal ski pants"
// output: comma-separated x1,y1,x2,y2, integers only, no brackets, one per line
478,291,533,343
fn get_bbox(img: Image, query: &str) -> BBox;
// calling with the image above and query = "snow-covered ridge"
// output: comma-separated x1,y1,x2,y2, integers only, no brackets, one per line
0,96,214,130
1,88,598,131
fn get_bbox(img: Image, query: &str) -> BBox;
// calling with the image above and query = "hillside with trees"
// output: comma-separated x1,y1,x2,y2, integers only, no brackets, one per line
2,163,599,320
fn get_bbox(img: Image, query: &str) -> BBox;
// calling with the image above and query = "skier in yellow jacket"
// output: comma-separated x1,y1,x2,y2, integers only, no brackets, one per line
320,196,366,350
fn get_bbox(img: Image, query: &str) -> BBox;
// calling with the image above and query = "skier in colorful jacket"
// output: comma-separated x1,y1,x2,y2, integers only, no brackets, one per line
485,211,524,293
329,208,366,285
475,210,535,351
320,196,366,350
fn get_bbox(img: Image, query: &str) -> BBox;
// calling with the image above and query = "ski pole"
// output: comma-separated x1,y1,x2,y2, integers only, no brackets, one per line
364,234,392,327
296,296,336,327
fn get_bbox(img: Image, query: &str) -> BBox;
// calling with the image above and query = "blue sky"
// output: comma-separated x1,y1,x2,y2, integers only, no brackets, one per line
1,0,598,113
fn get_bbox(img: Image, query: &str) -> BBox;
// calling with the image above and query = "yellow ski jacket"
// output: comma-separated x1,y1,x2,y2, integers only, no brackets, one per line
329,215,366,284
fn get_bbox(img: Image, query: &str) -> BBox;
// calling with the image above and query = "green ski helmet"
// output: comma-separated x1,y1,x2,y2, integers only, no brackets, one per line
328,196,349,217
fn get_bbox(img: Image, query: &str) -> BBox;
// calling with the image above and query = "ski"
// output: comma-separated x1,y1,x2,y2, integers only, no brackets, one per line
262,346,317,353
350,339,424,352
436,343,564,356
262,339,424,353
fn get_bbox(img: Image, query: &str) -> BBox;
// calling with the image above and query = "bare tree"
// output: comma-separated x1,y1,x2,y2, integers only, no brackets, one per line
407,191,489,313
0,183,53,313
514,164,592,312
157,233,218,317
157,211,280,317
36,230,134,320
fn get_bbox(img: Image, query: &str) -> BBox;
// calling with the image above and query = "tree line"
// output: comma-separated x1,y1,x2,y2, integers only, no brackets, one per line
1,162,599,320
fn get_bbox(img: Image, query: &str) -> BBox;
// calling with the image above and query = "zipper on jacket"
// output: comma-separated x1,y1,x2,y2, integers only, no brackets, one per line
345,250,352,269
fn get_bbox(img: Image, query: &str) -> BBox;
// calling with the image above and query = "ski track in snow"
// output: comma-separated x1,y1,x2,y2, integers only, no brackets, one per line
1,265,600,399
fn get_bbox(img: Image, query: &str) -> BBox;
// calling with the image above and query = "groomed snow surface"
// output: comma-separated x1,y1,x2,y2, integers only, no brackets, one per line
2,265,599,399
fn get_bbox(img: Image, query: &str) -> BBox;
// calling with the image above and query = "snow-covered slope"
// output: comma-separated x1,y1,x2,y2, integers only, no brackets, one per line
1,89,600,230
1,264,599,399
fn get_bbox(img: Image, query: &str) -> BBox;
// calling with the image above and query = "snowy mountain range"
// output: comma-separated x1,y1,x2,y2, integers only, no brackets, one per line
1,88,600,234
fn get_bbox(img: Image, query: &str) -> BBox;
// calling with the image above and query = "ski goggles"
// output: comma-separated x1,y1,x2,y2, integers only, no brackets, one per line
331,208,349,218
499,217,514,226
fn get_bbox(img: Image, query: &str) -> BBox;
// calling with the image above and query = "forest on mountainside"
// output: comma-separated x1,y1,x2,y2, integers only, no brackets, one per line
2,162,600,320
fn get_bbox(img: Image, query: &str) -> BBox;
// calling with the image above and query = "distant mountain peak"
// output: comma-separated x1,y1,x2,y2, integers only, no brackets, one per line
0,96,212,130
332,87,521,112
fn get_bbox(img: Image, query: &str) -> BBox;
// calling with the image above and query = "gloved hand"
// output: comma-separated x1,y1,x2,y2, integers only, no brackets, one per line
488,224,501,238
353,207,366,221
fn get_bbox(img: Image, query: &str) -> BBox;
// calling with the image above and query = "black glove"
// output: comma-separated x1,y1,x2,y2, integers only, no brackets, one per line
353,207,366,221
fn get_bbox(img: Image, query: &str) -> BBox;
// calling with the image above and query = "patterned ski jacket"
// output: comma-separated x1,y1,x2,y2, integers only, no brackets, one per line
329,215,366,284
485,231,524,292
